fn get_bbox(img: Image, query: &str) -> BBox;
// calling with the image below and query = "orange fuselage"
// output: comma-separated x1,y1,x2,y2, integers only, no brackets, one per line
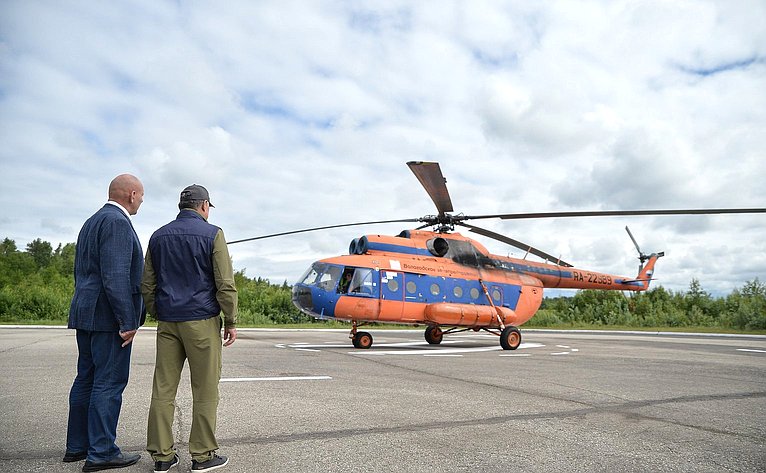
291,230,659,329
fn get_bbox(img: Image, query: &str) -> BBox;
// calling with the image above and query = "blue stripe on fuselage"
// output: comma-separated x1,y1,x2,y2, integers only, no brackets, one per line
365,241,432,256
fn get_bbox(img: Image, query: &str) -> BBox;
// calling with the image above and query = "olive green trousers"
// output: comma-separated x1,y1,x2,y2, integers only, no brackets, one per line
146,317,222,463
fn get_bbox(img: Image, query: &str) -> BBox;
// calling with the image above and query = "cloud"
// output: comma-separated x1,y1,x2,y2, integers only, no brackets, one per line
1,0,764,297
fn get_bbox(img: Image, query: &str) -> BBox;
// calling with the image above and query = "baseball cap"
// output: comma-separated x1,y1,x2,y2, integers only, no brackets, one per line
179,184,215,207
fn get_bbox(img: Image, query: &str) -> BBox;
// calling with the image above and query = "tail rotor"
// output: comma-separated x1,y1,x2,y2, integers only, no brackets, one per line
625,226,664,274
625,226,648,266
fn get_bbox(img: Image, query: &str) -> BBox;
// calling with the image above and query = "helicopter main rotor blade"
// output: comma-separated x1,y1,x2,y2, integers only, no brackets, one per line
463,208,766,221
456,222,573,267
228,218,421,245
407,161,454,217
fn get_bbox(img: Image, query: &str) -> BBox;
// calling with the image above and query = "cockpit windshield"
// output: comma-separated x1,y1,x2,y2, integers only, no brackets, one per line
299,263,342,291
299,263,375,296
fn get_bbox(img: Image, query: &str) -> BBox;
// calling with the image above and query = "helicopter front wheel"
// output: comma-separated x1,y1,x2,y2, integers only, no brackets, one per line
424,325,443,345
500,326,521,350
352,331,373,349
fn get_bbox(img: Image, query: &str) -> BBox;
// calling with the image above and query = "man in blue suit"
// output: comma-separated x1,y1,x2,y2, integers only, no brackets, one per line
64,174,147,472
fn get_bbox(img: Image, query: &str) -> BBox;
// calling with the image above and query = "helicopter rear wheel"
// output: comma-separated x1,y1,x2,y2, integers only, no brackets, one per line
424,325,443,345
352,331,373,349
500,326,521,350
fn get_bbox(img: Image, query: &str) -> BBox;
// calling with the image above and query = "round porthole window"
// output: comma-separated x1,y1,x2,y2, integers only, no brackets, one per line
470,288,480,299
453,286,463,298
430,283,440,296
387,279,399,292
406,281,417,294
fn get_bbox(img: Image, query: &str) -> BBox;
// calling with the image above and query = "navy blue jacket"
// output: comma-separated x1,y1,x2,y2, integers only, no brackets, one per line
68,204,146,332
146,210,222,322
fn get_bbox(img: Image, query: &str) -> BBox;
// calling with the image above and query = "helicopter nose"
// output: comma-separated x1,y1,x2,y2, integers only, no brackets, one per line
292,285,313,314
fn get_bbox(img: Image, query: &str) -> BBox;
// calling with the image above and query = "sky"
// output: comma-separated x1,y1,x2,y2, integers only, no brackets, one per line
1,0,765,297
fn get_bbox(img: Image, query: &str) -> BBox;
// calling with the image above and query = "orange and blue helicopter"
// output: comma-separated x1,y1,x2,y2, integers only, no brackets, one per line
230,162,765,350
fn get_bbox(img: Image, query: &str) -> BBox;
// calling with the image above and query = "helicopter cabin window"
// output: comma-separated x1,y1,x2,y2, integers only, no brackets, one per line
387,279,399,292
470,287,480,300
429,283,440,296
492,288,502,303
406,281,417,294
453,286,463,298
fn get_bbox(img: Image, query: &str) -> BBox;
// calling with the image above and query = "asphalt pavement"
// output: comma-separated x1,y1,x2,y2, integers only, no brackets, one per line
1,326,764,472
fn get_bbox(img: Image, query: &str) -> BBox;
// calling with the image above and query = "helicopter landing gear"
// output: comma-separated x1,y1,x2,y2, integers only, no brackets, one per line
499,326,521,350
350,321,373,349
424,325,443,345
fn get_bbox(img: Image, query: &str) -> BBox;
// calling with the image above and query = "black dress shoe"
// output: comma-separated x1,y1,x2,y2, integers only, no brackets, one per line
82,452,141,472
63,451,87,462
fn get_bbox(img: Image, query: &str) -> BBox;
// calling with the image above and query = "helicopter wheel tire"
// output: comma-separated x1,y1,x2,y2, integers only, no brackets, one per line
353,331,373,349
424,325,443,345
500,326,521,350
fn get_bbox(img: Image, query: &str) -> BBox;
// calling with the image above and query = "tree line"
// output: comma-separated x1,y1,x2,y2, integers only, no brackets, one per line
0,237,763,330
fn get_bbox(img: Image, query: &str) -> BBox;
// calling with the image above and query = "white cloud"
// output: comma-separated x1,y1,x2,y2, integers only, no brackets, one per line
1,0,764,296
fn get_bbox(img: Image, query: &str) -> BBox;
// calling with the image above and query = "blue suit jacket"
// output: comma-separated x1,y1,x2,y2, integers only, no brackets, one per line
68,204,146,332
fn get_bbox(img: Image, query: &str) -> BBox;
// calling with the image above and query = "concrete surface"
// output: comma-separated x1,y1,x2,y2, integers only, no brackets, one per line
0,327,764,472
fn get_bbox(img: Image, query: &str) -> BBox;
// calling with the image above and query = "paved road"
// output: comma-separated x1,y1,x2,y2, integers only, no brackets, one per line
1,327,764,472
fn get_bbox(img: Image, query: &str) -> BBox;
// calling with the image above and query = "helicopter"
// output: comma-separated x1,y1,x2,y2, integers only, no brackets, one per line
229,161,766,350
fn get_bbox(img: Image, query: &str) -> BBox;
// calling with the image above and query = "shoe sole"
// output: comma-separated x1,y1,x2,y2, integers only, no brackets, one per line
154,460,179,473
82,456,140,472
192,457,229,472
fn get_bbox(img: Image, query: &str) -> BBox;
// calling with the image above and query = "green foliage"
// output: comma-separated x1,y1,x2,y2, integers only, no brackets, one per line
537,278,766,330
234,270,312,325
0,236,764,331
0,238,89,322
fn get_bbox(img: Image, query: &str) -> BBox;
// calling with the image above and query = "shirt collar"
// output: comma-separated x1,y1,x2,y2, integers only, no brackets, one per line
106,200,131,219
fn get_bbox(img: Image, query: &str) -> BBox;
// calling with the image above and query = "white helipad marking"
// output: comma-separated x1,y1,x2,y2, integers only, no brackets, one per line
424,354,464,357
275,344,286,349
349,342,544,356
291,339,465,350
221,376,332,382
556,345,570,348
737,348,766,353
295,348,320,352
499,353,532,357
551,352,570,356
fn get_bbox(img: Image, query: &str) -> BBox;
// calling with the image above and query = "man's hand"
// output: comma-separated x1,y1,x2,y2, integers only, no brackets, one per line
119,329,138,347
223,327,237,347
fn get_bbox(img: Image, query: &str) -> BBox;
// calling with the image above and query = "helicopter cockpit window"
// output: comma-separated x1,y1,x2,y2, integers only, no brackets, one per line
348,268,374,296
299,263,324,285
338,267,354,293
317,265,342,291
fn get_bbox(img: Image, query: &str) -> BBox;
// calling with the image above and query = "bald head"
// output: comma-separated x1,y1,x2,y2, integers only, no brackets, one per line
108,174,144,215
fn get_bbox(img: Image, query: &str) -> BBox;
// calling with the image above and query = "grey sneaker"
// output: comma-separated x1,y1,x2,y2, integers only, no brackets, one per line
154,453,179,472
191,454,228,472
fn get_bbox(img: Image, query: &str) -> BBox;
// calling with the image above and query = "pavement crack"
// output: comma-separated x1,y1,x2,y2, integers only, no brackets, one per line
213,391,766,449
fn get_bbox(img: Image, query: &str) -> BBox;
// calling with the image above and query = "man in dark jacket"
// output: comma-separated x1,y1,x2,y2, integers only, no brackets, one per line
142,184,237,473
65,174,146,472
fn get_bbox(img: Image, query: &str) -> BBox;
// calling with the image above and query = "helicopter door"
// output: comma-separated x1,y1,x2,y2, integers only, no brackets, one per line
379,270,404,322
